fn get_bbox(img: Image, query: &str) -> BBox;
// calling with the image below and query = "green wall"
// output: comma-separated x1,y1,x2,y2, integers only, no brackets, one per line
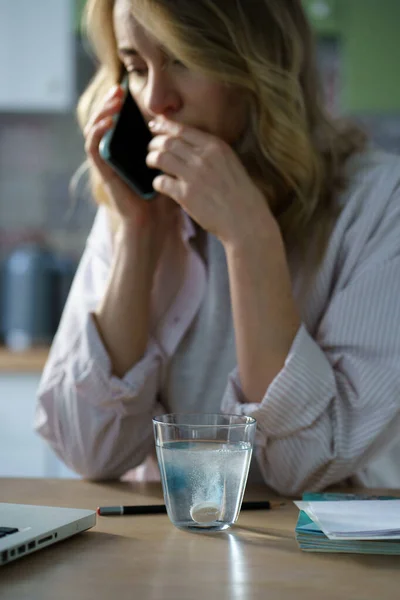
303,0,342,36
75,0,86,33
341,0,400,112
304,0,400,112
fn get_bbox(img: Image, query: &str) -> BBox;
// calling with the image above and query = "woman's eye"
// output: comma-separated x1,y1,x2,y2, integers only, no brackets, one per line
172,59,186,68
125,59,186,76
126,66,148,77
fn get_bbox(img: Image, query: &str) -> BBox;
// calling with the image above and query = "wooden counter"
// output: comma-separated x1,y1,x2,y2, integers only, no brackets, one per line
1,479,400,600
0,346,49,372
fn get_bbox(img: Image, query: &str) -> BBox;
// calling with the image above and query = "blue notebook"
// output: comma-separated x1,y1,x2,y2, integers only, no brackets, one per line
295,492,400,554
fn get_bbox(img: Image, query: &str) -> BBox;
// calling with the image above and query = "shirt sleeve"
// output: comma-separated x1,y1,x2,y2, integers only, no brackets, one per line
221,188,400,495
34,206,165,480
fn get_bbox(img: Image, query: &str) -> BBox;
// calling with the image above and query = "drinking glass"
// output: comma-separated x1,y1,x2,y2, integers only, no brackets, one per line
153,413,256,532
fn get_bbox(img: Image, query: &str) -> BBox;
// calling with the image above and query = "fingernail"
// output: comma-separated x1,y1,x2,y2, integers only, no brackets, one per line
107,84,120,98
100,116,113,127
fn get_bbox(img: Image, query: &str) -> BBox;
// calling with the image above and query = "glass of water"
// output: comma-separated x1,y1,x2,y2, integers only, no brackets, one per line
153,413,256,532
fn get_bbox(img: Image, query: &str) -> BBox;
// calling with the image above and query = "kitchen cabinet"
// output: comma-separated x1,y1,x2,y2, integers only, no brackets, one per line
0,0,75,112
0,370,77,478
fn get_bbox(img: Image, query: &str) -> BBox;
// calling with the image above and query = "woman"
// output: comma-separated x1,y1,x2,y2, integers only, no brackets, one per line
35,0,400,494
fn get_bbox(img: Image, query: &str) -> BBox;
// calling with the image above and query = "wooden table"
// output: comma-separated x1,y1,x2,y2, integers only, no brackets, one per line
0,479,399,600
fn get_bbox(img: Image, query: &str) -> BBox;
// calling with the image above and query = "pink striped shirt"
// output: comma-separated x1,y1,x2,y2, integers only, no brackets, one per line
35,149,400,494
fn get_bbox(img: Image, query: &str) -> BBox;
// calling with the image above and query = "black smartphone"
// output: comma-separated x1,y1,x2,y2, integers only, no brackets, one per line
99,78,160,200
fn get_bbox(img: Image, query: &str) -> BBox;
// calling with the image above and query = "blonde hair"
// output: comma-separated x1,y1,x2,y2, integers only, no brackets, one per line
77,0,367,256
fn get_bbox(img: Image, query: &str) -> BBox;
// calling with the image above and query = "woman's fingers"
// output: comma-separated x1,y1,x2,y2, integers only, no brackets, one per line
148,134,193,163
84,94,123,137
85,116,116,178
84,86,124,180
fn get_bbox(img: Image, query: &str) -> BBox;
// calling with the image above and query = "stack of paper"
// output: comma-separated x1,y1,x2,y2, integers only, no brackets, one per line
294,493,400,554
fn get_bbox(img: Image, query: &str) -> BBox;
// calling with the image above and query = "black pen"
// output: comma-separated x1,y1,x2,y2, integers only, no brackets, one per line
96,500,285,516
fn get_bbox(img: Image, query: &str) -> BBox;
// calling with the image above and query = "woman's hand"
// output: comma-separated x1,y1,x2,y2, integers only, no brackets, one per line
84,85,179,266
146,118,277,247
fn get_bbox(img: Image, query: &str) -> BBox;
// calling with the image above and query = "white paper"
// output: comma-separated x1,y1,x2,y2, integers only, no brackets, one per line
294,500,400,540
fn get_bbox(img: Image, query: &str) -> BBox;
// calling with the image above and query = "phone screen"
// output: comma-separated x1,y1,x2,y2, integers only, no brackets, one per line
104,88,160,199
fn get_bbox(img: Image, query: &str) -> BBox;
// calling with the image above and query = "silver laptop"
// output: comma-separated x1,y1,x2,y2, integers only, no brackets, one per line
0,503,96,566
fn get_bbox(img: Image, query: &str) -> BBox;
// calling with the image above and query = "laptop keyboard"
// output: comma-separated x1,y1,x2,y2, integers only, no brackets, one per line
0,527,19,538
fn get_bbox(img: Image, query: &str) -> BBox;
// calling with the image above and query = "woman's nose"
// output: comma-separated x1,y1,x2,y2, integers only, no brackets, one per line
143,73,182,118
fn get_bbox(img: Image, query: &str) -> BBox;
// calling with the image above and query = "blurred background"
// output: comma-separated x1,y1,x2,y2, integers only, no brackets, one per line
0,0,399,478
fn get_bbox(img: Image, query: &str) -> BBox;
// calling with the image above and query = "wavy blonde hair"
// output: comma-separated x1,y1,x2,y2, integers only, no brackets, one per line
77,0,367,255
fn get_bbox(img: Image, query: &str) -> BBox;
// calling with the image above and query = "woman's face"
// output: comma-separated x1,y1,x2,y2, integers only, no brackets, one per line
113,0,248,145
